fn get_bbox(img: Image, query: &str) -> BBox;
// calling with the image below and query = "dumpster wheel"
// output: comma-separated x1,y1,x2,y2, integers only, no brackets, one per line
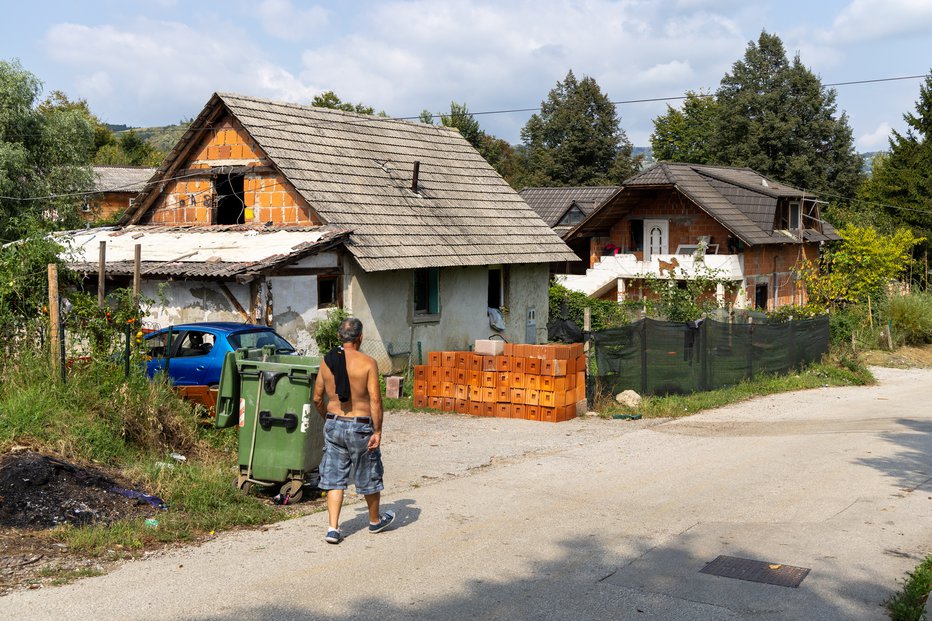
234,474,253,495
279,479,303,504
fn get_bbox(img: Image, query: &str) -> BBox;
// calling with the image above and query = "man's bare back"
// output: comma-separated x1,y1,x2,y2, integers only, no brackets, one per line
313,337,383,450
315,347,380,417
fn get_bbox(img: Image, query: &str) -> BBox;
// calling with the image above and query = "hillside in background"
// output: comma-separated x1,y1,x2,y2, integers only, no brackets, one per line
111,121,191,157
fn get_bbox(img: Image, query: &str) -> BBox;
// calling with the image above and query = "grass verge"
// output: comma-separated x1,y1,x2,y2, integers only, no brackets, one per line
885,555,932,621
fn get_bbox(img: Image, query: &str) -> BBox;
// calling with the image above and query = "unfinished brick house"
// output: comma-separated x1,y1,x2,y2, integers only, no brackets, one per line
557,162,840,311
65,93,576,370
83,166,156,222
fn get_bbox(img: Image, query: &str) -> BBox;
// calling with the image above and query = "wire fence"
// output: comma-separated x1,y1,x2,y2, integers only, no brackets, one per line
588,316,830,397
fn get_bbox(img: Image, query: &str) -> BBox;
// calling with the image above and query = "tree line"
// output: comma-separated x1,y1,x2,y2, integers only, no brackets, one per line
2,29,931,252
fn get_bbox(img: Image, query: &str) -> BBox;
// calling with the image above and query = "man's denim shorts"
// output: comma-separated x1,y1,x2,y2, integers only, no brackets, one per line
318,415,384,495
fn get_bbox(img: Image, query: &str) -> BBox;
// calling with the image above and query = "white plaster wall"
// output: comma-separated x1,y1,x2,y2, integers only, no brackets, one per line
140,277,329,355
346,260,552,373
140,280,250,330
268,275,331,355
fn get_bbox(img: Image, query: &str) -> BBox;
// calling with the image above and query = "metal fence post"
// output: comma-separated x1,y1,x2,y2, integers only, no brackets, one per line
640,319,648,394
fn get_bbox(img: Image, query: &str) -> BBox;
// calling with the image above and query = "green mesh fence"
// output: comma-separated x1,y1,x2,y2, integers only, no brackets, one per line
589,316,829,396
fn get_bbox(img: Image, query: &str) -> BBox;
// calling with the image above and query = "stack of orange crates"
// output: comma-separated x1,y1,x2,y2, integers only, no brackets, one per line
412,343,586,423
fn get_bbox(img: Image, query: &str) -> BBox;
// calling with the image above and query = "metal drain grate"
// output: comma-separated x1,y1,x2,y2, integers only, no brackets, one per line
699,555,810,588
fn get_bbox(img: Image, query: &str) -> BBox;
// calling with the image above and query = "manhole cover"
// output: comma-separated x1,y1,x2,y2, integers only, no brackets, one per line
699,555,810,588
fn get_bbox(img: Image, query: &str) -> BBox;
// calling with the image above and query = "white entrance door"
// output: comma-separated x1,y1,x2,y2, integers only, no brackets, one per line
644,219,669,261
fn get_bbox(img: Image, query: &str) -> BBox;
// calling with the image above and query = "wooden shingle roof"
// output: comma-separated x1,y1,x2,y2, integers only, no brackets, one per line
93,166,156,193
125,93,576,272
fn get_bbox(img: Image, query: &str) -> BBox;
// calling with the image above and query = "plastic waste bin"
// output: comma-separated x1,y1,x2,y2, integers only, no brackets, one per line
216,347,322,502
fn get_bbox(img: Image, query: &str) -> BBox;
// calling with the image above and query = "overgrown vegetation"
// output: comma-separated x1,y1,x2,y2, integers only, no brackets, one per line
549,282,628,331
641,265,736,322
885,555,932,621
312,307,350,353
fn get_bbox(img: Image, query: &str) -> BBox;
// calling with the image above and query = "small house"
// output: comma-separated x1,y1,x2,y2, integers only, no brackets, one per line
65,93,576,371
557,162,839,310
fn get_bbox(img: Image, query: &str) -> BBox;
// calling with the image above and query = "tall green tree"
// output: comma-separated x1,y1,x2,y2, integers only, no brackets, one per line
858,71,932,249
520,70,639,187
650,90,718,163
0,60,94,240
94,129,163,166
422,102,524,187
713,32,863,197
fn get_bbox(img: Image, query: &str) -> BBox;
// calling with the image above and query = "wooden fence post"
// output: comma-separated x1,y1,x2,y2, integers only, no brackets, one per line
48,264,60,379
98,240,106,308
133,243,141,305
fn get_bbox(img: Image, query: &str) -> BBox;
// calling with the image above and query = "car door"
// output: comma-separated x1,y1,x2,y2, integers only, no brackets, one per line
145,329,179,379
165,330,219,386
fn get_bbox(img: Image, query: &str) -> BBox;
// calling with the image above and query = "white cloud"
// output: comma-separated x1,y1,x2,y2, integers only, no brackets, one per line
824,0,932,44
857,121,892,150
256,0,329,41
295,0,750,143
43,19,315,124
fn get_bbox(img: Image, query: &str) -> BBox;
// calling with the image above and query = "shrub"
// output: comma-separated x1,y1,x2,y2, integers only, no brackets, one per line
888,293,932,346
549,282,628,331
312,307,349,353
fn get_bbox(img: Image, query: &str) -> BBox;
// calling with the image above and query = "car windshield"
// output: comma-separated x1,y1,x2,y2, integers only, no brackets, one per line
227,330,295,352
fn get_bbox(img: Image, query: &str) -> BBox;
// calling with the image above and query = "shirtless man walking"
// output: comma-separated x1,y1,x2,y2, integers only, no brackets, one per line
313,317,394,544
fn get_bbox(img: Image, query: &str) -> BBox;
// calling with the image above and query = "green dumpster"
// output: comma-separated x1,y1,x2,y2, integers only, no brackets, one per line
216,347,323,503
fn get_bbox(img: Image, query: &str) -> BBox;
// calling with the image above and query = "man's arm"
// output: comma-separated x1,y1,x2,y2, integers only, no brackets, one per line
366,359,383,450
313,363,328,419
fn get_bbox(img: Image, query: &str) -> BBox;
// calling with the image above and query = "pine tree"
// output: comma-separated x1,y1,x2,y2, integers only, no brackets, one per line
520,70,638,187
859,71,932,249
713,32,863,197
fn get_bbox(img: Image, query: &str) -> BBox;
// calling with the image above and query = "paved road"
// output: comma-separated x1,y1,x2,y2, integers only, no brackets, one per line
4,367,931,620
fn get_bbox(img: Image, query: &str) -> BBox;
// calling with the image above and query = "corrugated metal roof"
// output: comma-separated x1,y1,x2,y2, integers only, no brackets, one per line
62,224,349,280
124,93,577,272
92,166,157,193
519,186,619,226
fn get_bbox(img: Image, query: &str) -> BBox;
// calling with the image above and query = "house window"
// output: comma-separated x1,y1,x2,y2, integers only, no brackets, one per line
778,201,802,230
557,205,585,227
317,275,339,309
755,283,769,310
414,267,440,316
214,173,245,225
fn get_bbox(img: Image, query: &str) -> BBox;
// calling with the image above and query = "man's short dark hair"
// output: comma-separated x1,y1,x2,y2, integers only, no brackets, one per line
338,317,363,343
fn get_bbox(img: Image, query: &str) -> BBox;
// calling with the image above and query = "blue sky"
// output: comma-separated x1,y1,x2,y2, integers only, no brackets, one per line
2,0,931,150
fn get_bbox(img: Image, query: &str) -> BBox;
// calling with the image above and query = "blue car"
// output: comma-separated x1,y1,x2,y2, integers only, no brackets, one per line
144,322,296,387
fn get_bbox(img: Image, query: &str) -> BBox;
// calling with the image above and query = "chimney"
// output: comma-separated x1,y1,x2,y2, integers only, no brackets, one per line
411,161,420,193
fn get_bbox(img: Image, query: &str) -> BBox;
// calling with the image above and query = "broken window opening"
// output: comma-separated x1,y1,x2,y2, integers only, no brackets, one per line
317,275,339,309
755,283,769,311
414,267,440,316
214,173,245,225
488,267,503,309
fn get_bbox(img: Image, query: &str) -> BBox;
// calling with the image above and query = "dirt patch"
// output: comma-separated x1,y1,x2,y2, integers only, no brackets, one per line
0,451,160,595
861,345,932,368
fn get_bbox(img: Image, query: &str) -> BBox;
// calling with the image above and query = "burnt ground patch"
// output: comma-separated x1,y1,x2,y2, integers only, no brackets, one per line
0,451,158,529
0,450,161,594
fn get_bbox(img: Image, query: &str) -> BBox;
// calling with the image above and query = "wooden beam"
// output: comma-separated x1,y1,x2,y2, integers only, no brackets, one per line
218,282,250,323
133,244,141,304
